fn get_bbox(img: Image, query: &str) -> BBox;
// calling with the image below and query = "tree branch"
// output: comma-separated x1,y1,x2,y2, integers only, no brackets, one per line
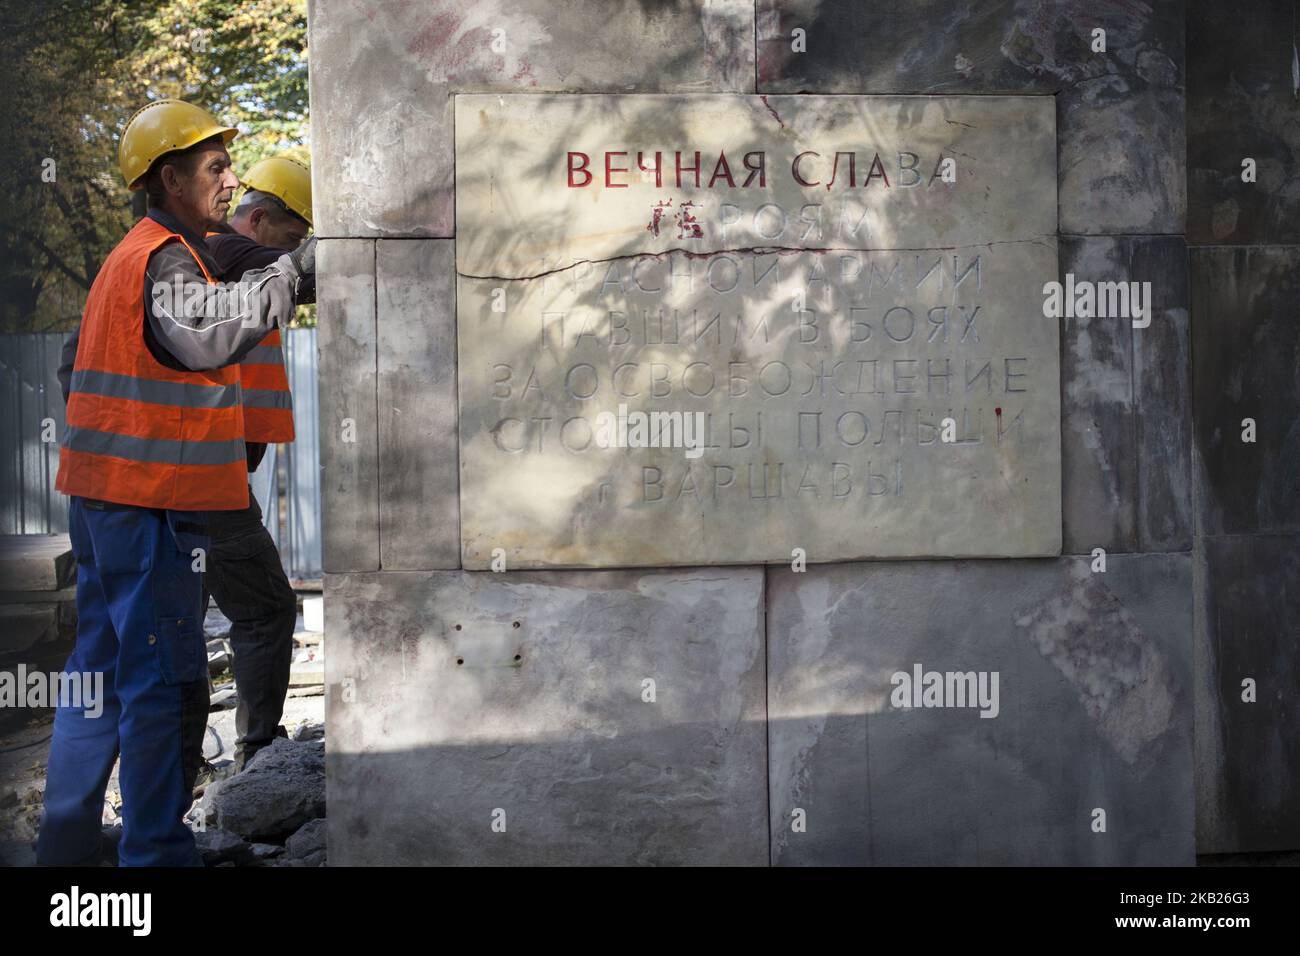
16,230,91,290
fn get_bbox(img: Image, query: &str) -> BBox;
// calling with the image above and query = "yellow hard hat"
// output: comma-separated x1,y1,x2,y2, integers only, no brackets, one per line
119,99,238,190
240,155,313,226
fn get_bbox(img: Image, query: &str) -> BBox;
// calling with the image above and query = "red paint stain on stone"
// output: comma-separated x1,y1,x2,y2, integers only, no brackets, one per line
647,199,671,238
407,10,461,58
512,55,535,83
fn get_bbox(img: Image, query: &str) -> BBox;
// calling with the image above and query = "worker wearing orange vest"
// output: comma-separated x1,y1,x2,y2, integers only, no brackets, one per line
38,100,316,867
202,155,314,771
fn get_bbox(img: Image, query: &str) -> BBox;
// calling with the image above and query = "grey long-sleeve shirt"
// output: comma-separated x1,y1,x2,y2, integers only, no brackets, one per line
58,207,307,401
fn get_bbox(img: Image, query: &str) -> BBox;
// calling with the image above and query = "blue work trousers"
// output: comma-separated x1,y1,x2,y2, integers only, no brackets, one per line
36,497,210,867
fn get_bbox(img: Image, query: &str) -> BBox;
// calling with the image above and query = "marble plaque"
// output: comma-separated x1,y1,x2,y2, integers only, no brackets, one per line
456,94,1060,567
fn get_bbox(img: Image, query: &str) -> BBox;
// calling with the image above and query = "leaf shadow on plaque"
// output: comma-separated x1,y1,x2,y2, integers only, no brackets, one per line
453,88,1059,568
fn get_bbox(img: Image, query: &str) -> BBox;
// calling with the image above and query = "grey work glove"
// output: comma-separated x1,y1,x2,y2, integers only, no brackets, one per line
289,235,317,276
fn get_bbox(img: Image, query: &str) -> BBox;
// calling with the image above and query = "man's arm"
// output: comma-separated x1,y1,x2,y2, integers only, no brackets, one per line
145,239,310,371
208,232,315,303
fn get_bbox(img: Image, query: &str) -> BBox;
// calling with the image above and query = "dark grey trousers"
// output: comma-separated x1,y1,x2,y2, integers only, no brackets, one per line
205,488,297,770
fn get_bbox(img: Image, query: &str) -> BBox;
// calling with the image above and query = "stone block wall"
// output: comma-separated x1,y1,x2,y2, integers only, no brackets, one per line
1186,0,1300,856
308,0,1297,864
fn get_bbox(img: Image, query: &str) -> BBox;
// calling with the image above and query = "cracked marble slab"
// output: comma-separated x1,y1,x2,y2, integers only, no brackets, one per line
455,94,1061,568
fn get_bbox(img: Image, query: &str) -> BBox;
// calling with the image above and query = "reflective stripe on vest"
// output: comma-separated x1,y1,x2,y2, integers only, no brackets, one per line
55,217,249,511
243,343,284,365
243,388,293,410
64,426,246,466
69,368,241,409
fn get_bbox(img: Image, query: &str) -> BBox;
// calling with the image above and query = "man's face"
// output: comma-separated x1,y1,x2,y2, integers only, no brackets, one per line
166,141,239,230
246,204,308,250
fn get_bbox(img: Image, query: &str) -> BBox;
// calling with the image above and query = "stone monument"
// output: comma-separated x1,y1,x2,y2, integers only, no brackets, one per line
310,0,1300,867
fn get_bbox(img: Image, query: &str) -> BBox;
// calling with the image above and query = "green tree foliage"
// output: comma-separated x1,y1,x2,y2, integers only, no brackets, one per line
0,0,308,332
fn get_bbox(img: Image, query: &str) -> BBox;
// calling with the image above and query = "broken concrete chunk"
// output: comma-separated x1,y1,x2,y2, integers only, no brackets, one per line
284,817,327,866
208,738,325,841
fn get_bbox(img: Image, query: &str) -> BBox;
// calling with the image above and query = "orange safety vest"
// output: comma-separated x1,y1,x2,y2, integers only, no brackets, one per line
236,325,294,444
206,231,295,443
56,217,249,511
